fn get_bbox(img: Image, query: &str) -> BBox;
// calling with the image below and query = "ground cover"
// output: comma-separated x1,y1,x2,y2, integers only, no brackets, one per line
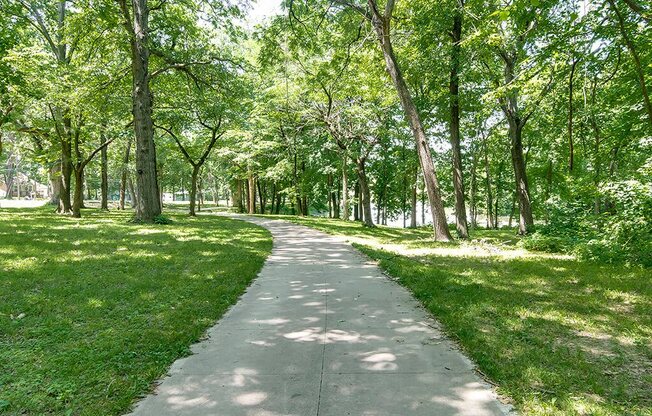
0,208,271,415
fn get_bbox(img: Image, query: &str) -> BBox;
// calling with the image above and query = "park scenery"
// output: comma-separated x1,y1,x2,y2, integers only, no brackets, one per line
0,0,650,415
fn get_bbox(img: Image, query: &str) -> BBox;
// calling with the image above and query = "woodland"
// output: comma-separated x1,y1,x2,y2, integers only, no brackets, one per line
0,0,651,414
1,0,651,264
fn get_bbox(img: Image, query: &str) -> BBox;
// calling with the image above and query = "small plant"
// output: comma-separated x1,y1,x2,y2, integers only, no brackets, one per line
153,214,174,225
127,215,174,225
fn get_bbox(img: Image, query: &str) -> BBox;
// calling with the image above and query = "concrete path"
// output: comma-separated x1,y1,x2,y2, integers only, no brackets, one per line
129,217,511,416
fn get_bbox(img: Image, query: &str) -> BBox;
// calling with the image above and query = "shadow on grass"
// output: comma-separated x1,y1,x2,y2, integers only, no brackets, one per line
0,208,272,415
358,245,652,415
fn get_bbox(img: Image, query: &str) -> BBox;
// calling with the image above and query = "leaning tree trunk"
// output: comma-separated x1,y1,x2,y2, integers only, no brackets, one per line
370,10,452,241
449,5,469,238
100,133,109,210
126,0,161,222
357,157,375,227
509,119,534,234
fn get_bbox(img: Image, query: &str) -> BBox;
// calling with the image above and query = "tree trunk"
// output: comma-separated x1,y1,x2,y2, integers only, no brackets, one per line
48,163,62,206
509,119,534,234
568,58,579,171
59,140,73,213
257,179,265,214
270,182,276,215
100,133,109,210
410,167,417,228
483,137,494,229
449,5,469,238
494,159,504,229
332,176,340,219
353,182,360,221
508,192,517,228
119,138,132,210
341,154,349,220
198,175,203,212
72,169,84,218
357,157,374,227
248,172,256,214
189,165,199,216
125,0,161,222
545,159,553,223
128,174,138,209
470,148,478,228
369,9,452,241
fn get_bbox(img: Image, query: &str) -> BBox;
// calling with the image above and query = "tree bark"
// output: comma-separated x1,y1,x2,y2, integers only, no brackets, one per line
410,167,417,228
72,169,84,218
341,154,349,220
59,137,73,213
469,147,478,228
509,119,534,234
449,3,469,238
189,166,200,216
118,0,161,222
357,157,374,227
257,179,265,214
100,132,109,210
353,182,360,221
482,135,494,229
248,172,256,214
500,53,534,234
568,58,578,171
48,163,62,206
119,138,132,210
367,1,452,241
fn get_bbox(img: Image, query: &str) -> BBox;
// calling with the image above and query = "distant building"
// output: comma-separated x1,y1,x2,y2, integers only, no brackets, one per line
0,173,49,199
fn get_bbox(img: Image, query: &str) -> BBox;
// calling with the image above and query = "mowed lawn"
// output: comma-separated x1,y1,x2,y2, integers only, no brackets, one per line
284,216,652,416
0,208,271,415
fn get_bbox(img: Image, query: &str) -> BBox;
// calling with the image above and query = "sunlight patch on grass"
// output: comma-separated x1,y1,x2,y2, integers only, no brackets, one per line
278,215,651,415
0,208,272,415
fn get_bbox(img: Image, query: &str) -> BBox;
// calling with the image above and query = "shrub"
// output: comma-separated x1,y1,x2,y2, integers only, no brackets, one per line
520,232,573,253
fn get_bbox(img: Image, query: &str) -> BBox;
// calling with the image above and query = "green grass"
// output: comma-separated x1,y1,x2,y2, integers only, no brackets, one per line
0,208,272,415
280,216,652,415
280,215,517,245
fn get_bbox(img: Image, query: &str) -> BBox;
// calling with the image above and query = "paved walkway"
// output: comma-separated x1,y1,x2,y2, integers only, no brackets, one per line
129,217,511,416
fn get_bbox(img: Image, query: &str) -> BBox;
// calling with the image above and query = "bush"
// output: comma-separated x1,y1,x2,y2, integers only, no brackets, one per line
575,181,652,267
520,232,573,253
525,181,652,267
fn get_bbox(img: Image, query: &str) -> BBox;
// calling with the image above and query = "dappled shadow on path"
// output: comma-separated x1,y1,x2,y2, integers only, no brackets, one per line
129,218,509,416
361,245,652,414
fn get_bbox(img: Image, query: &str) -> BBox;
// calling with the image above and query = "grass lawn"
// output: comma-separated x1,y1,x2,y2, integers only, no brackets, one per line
282,216,652,416
0,208,271,415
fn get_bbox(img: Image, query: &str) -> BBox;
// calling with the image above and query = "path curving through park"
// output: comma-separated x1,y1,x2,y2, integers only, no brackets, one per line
129,216,511,416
